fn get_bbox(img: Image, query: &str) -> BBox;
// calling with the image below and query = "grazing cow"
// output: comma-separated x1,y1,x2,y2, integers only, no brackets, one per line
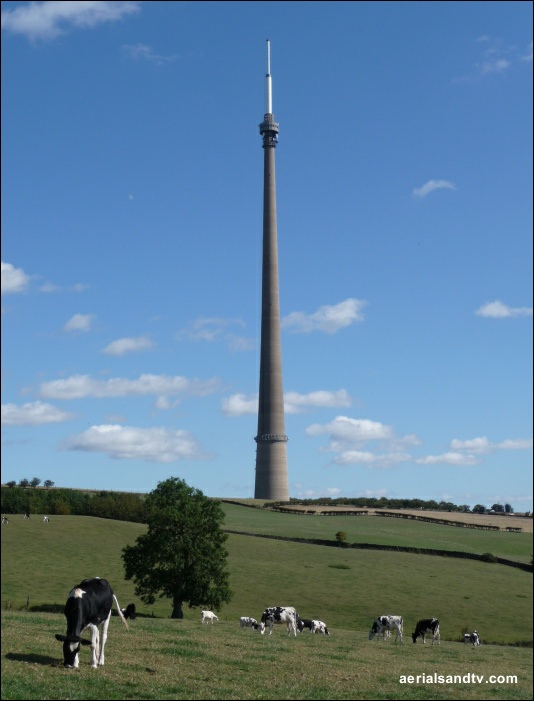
260,606,298,636
297,617,313,633
55,577,128,668
239,616,257,628
412,618,440,645
23,513,30,519
1,516,8,525
43,516,50,523
311,620,330,635
122,603,136,620
201,610,219,624
369,615,403,643
464,631,480,646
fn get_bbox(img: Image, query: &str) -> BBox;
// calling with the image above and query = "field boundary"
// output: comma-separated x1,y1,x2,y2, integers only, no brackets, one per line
224,529,533,573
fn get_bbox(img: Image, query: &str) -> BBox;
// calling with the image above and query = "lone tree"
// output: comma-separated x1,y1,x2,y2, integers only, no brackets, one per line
122,477,232,619
335,531,348,547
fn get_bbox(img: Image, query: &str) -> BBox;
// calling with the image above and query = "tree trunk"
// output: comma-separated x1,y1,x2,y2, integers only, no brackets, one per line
171,599,184,619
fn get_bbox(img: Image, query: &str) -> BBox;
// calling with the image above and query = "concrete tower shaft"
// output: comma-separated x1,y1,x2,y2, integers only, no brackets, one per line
254,41,289,501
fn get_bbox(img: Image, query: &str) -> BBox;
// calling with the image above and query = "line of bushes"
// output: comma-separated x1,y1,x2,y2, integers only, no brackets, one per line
224,529,533,573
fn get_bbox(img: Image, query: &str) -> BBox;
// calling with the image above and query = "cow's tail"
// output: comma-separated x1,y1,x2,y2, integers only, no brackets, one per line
113,594,129,631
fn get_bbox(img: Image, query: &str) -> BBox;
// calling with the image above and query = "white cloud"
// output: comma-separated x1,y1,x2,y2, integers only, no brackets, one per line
63,313,95,332
294,487,342,498
412,180,456,198
222,389,352,416
63,424,212,463
285,390,352,414
282,298,367,334
1,401,73,426
39,373,221,400
178,317,252,351
306,416,395,443
416,435,532,466
497,439,533,451
475,300,533,318
222,393,258,416
333,450,411,468
306,415,420,468
451,436,533,453
415,452,479,466
102,336,154,356
1,261,31,295
450,437,492,454
122,43,179,64
478,58,511,74
1,1,141,41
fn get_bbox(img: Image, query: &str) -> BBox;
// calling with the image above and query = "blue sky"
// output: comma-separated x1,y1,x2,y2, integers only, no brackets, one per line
1,1,532,510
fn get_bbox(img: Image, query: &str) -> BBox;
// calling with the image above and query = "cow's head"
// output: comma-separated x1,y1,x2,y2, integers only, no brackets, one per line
368,621,380,640
411,632,418,643
259,621,266,635
55,634,93,668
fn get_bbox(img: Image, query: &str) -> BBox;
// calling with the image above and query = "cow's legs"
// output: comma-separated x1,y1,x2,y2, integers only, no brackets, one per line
97,611,111,666
87,623,100,668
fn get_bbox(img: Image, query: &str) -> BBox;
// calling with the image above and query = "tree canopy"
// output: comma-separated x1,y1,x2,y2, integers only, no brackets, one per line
122,477,233,618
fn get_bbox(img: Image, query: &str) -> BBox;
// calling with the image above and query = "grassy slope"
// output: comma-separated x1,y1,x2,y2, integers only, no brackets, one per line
1,513,532,644
221,503,533,563
2,612,533,700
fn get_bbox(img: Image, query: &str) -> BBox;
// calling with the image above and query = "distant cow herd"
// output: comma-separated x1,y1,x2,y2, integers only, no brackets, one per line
31,572,485,668
47,575,483,670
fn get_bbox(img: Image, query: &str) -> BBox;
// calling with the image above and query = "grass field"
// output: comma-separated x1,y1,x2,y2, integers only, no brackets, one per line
2,612,533,700
1,505,532,699
220,504,533,563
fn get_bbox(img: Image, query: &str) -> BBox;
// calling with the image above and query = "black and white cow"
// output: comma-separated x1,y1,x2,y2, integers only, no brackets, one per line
369,615,403,643
297,617,313,633
464,631,480,646
1,516,8,525
239,616,257,628
43,516,50,523
55,577,128,668
122,603,136,620
412,618,440,645
311,620,330,635
260,606,298,636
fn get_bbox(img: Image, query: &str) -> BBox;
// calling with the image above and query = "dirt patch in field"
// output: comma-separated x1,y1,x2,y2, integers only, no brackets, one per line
270,505,533,532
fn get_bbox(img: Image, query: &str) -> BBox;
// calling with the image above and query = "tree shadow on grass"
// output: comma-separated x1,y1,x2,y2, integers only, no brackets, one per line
29,604,64,614
6,652,59,666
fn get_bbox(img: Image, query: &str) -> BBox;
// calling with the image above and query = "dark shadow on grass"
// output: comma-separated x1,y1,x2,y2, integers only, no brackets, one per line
6,652,59,666
29,604,64,614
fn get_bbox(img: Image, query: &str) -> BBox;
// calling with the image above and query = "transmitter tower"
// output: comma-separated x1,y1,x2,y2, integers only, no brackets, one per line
254,40,289,501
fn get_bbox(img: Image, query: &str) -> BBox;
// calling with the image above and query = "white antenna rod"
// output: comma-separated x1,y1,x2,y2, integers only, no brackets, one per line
265,39,272,114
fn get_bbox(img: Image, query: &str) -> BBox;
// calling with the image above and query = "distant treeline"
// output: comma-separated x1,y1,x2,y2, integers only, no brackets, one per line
0,486,146,523
277,497,471,511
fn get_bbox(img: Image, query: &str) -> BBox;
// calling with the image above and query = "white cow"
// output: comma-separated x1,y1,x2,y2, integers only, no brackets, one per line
201,610,219,624
311,620,330,635
239,616,257,628
43,516,50,523
369,615,403,643
464,631,480,646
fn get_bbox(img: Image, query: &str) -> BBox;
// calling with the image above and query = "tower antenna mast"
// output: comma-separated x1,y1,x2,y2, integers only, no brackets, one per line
254,40,289,501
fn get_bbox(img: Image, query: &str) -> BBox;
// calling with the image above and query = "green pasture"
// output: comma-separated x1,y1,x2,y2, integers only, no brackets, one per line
220,503,533,563
1,514,532,645
1,611,533,700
